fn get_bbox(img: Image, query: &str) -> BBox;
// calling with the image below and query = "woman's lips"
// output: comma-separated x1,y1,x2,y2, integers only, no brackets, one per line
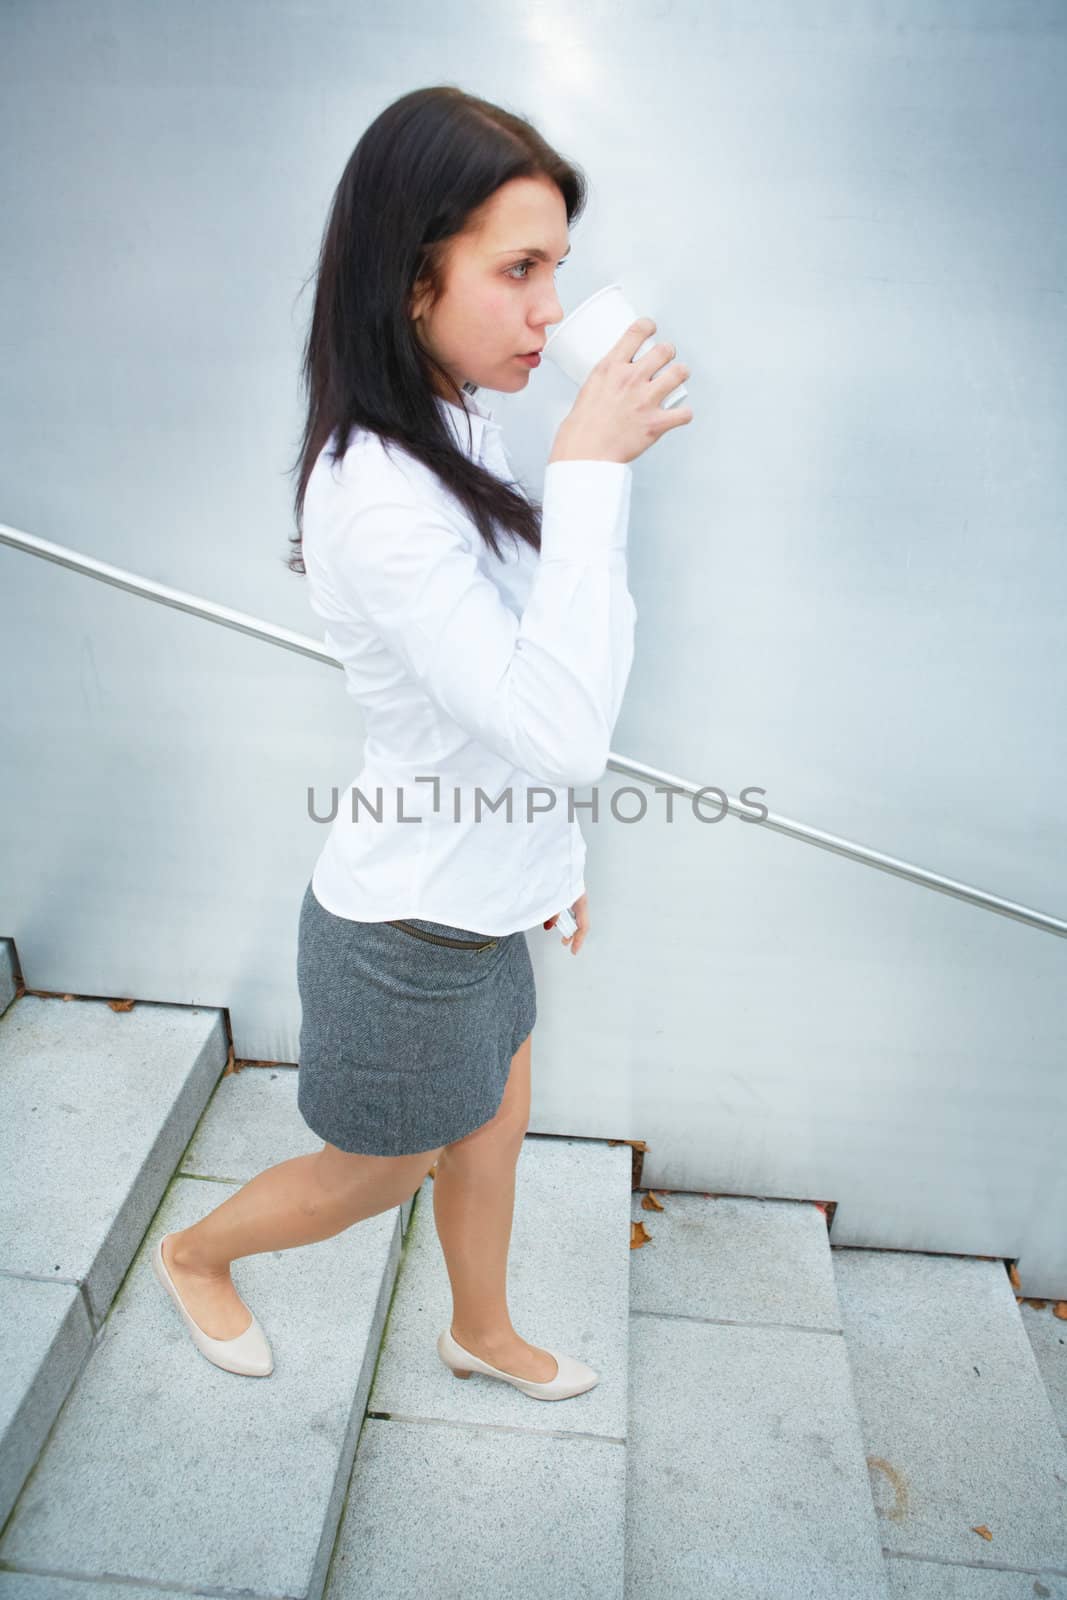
517,352,541,366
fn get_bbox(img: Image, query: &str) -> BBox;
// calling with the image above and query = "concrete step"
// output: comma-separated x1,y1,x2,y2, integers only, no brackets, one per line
625,1190,891,1600
1020,1297,1067,1444
318,1137,632,1599
0,1051,417,1595
0,991,229,1530
833,1249,1067,1596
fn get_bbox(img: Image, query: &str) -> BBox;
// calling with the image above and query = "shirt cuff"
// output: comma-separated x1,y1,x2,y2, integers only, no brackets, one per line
539,460,633,565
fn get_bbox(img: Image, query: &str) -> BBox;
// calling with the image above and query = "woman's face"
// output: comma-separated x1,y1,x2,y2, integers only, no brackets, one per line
409,174,570,399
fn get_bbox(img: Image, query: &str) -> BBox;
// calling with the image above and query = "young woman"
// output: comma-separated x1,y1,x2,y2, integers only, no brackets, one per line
152,85,691,1398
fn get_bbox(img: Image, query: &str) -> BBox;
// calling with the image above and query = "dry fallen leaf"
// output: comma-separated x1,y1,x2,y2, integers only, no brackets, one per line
1008,1263,1021,1291
971,1525,993,1542
108,998,135,1012
641,1191,665,1211
631,1220,652,1250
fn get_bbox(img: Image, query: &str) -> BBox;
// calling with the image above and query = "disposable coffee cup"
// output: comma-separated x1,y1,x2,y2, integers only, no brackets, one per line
542,283,688,409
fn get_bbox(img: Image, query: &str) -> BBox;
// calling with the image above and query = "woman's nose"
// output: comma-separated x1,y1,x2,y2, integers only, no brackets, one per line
540,291,565,329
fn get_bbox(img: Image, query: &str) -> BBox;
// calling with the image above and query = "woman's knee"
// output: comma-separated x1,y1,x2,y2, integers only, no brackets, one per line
439,1097,528,1163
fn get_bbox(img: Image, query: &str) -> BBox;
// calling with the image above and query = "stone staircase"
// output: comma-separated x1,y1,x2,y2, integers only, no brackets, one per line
627,1191,1067,1597
1,936,1064,1597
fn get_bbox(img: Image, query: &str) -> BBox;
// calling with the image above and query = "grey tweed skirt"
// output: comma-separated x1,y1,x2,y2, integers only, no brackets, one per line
295,879,537,1155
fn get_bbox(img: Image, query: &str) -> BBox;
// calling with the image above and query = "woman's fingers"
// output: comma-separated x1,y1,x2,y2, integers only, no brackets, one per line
564,893,590,956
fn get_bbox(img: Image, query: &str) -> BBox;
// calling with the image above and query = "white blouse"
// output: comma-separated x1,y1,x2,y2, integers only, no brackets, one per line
301,387,637,935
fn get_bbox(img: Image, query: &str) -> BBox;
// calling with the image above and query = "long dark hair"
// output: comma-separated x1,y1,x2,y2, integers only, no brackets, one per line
286,86,588,575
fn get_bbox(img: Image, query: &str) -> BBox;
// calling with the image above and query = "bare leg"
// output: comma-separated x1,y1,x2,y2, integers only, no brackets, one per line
432,1031,557,1382
163,1140,443,1340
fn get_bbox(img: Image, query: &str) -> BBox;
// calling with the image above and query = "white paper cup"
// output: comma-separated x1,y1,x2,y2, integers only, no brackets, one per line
542,283,688,409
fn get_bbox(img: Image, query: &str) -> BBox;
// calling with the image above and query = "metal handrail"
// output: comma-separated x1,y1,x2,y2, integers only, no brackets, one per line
3,520,1064,939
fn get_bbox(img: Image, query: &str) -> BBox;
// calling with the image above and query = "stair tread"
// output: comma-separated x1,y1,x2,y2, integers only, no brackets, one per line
0,994,227,1305
316,1140,632,1596
835,1249,1067,1572
0,1175,401,1595
368,1139,630,1436
625,1193,889,1600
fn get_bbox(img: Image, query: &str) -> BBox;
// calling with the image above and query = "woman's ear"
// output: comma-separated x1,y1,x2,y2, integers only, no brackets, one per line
408,271,431,324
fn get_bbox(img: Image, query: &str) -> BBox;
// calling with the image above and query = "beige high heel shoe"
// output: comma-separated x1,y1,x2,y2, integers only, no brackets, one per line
152,1231,274,1377
437,1326,599,1400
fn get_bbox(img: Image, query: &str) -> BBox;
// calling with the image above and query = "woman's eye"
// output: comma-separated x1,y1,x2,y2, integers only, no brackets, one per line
506,259,567,281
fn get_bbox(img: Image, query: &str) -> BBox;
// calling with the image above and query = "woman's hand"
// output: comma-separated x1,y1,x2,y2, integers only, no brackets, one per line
543,892,590,956
548,317,693,466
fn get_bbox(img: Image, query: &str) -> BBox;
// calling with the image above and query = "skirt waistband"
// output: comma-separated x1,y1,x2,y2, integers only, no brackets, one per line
387,918,499,951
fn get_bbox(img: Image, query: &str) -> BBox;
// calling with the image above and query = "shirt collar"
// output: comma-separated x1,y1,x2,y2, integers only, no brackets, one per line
435,388,499,461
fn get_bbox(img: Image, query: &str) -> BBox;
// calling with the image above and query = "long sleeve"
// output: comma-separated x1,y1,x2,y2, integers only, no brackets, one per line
316,459,637,789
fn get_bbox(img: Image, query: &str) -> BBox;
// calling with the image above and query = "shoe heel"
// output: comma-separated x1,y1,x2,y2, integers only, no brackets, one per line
436,1325,599,1401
